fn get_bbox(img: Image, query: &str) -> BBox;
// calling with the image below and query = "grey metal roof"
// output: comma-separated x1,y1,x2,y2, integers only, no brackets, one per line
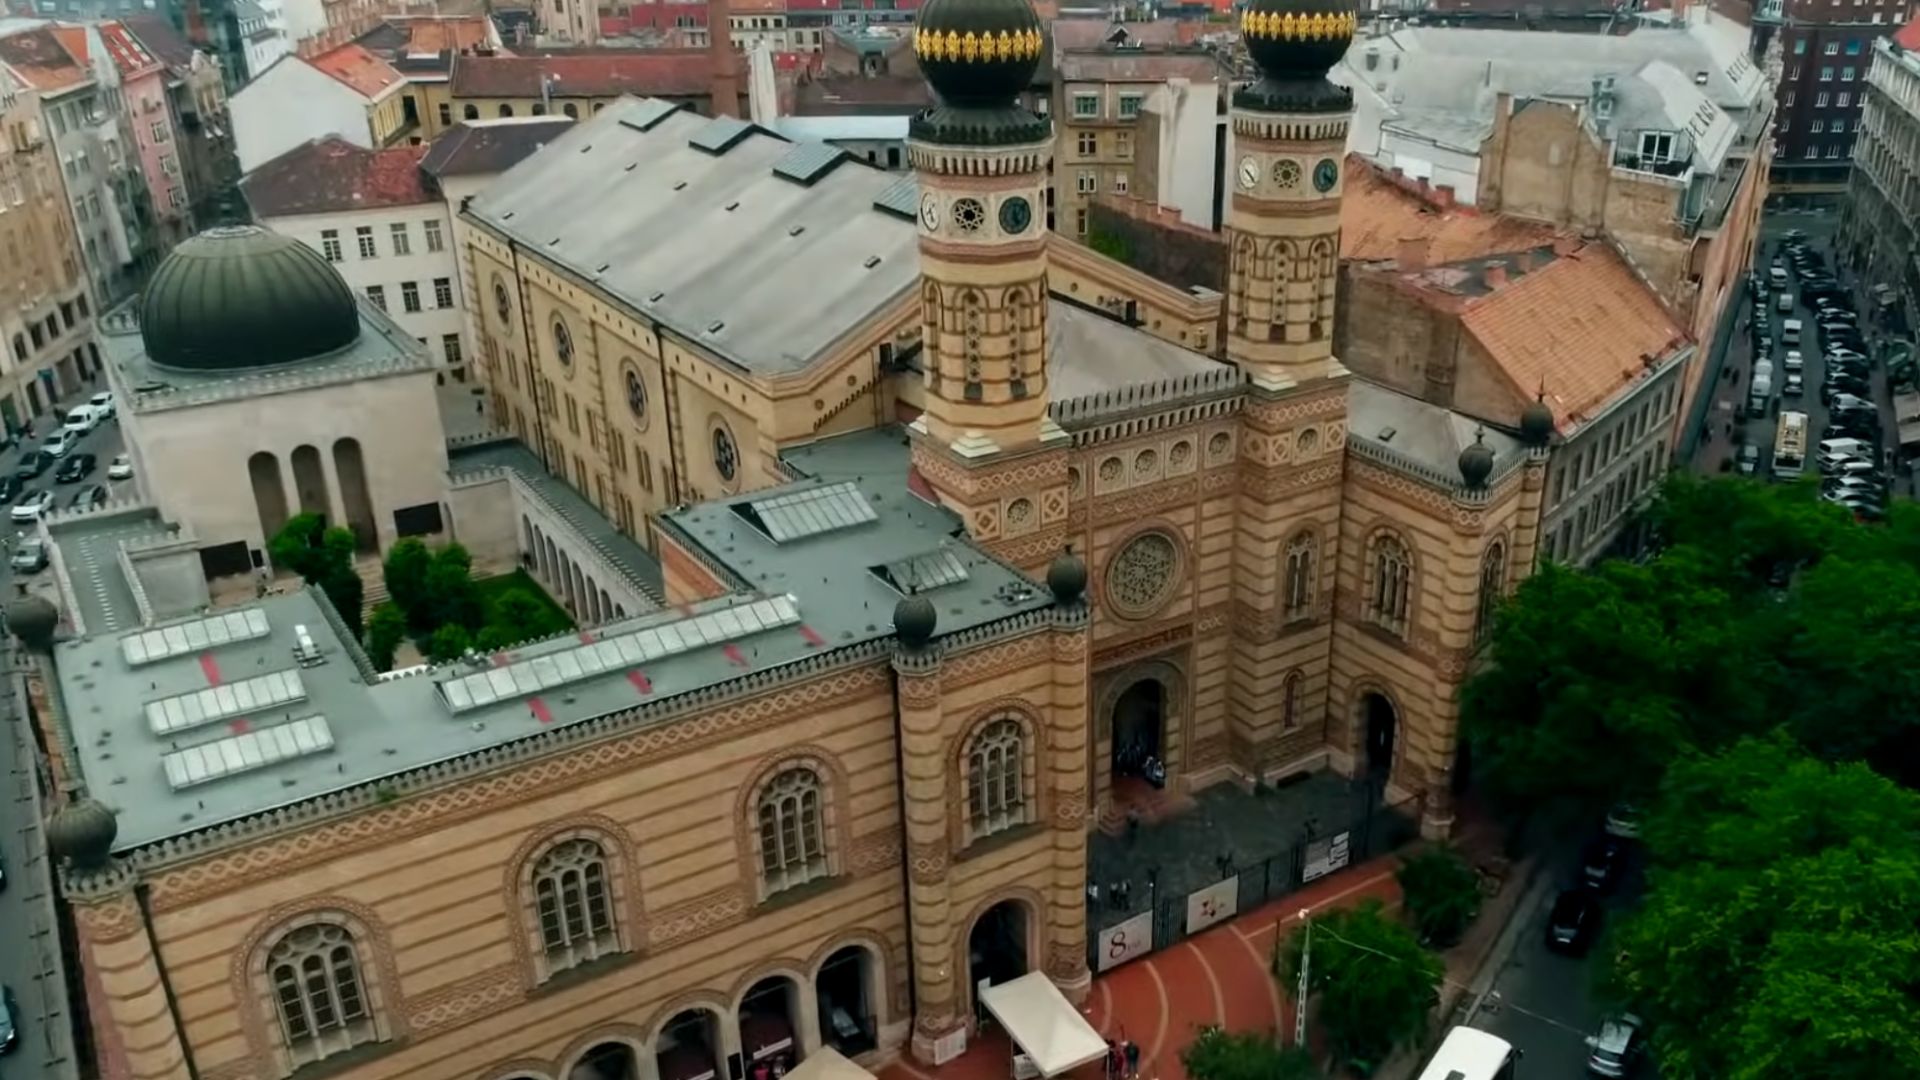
1347,378,1526,487
1046,300,1226,403
466,96,921,376
50,430,1052,852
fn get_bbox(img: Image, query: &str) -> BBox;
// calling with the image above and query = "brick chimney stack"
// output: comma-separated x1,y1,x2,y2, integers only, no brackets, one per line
707,0,740,118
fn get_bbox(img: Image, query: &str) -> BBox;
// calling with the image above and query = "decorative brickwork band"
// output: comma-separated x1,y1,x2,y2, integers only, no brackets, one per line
908,839,951,884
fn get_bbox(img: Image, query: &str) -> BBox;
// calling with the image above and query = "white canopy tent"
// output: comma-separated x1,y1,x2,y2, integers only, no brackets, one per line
978,972,1108,1078
783,1048,875,1080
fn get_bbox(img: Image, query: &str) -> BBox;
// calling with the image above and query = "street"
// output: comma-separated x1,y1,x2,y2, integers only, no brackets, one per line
1,399,131,578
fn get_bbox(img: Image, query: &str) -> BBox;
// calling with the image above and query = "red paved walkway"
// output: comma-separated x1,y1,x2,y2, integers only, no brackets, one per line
884,857,1403,1080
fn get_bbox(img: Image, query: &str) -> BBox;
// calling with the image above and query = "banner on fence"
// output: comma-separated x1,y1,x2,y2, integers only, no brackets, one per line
1302,831,1351,883
1185,876,1239,934
1097,911,1153,971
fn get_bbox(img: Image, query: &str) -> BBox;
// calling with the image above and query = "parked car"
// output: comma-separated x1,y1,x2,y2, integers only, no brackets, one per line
1545,888,1604,956
0,476,19,505
1582,836,1630,891
1775,290,1794,313
11,450,48,481
107,453,133,480
53,452,96,484
1738,444,1761,475
60,403,102,435
87,390,114,418
1586,1013,1647,1078
1783,350,1804,373
0,983,17,1053
9,538,46,574
1605,803,1642,838
8,489,51,523
1831,393,1876,413
39,429,78,458
67,483,108,510
1784,372,1804,398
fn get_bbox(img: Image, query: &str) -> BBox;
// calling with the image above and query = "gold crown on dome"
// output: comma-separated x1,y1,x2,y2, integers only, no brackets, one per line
913,26,1045,64
1240,10,1358,42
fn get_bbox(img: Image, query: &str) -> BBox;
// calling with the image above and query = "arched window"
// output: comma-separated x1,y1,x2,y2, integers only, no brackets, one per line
463,103,479,120
757,768,827,893
564,102,580,119
1367,533,1412,634
532,102,548,115
533,838,618,972
1283,531,1316,620
498,103,514,117
959,288,985,389
1475,542,1506,643
967,717,1025,839
268,924,374,1066
1281,670,1303,730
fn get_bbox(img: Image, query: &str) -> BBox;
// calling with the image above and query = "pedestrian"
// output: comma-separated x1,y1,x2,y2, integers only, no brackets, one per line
1104,1040,1119,1080
1125,1040,1141,1080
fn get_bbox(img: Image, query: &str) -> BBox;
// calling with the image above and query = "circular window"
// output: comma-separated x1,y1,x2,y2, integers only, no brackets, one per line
952,197,986,233
1068,466,1083,496
1007,498,1035,528
622,364,649,426
1169,440,1193,469
1106,531,1180,618
1098,457,1123,483
1133,449,1157,477
552,318,574,369
492,275,512,324
711,421,739,484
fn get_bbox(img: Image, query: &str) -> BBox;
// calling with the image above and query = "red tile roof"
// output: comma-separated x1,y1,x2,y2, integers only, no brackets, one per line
1340,155,1563,265
1896,13,1920,52
0,26,86,92
97,21,159,77
396,16,495,56
450,50,733,99
241,137,434,217
311,42,405,99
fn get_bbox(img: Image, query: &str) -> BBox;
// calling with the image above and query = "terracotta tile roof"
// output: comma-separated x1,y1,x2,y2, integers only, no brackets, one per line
1895,13,1920,52
1453,244,1687,428
0,26,86,92
310,42,405,99
241,137,434,217
399,15,495,55
450,50,731,98
97,20,159,76
1340,155,1562,264
49,24,87,63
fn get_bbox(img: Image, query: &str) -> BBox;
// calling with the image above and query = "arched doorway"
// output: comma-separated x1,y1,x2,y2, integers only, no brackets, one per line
1363,692,1397,784
290,444,329,520
815,945,879,1055
332,438,378,551
1111,678,1166,788
738,975,803,1073
966,900,1029,1022
656,1009,722,1080
570,1043,638,1080
248,451,288,543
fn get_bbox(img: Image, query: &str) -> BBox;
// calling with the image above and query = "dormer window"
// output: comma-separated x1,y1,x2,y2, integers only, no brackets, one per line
1639,131,1675,164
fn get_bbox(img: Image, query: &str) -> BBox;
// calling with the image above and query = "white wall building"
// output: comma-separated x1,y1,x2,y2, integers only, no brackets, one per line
230,48,405,173
234,0,291,84
242,136,469,377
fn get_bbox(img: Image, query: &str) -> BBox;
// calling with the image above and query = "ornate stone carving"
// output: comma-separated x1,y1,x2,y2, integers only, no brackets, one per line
408,962,522,1039
1052,789,1089,828
908,839,951,883
1105,531,1181,619
849,824,905,876
648,886,750,951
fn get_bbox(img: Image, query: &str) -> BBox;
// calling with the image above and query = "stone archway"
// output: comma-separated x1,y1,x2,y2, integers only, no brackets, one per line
964,898,1032,1026
1360,690,1398,787
248,451,288,544
1093,657,1187,812
289,444,329,520
568,1043,639,1080
814,943,883,1056
737,974,804,1073
332,437,378,551
655,1008,723,1080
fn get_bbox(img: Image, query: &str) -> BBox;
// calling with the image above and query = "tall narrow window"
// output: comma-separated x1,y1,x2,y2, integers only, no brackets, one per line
1283,531,1316,619
1475,542,1506,643
1368,533,1412,634
267,924,374,1066
967,718,1025,839
532,838,618,972
1281,670,1302,730
757,768,827,893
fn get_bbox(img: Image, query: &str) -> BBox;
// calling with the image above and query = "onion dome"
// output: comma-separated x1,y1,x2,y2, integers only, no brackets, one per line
139,225,360,372
47,797,118,871
1520,395,1555,446
6,591,57,652
1459,428,1495,490
910,0,1049,146
1047,551,1087,605
893,594,938,649
1235,0,1358,112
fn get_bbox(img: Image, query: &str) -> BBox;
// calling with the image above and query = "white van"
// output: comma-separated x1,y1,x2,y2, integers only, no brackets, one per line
62,403,102,435
1818,437,1875,462
1769,266,1789,289
1781,318,1803,345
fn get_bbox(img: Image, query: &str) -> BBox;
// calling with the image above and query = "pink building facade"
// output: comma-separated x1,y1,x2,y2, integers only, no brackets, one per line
100,22,190,247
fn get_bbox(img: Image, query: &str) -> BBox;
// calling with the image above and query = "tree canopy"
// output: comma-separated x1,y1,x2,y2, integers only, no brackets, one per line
268,513,364,638
1609,736,1920,1080
1180,1028,1318,1080
1278,899,1441,1071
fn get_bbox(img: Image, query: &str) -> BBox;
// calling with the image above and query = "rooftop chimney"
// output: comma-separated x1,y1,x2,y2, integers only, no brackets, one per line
1397,235,1430,271
1483,264,1508,289
1432,184,1455,209
707,0,741,119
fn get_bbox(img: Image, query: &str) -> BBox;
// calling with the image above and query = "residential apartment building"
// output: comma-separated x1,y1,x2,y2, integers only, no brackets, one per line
352,16,503,144
1767,0,1910,197
236,0,293,82
1841,16,1920,315
0,65,96,427
447,49,747,122
1,23,159,305
121,13,243,229
230,42,410,172
241,137,470,376
97,20,192,247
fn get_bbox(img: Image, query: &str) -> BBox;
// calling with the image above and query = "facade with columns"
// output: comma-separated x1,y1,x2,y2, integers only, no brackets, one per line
35,0,1568,1079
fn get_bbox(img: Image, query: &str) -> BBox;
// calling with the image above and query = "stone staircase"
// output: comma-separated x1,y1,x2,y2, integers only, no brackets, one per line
1096,776,1197,837
355,557,389,618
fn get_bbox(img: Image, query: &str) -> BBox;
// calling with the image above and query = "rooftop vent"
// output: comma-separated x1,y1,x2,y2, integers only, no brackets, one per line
863,255,882,269
673,179,686,189
293,624,325,667
707,320,726,334
789,225,805,237
725,201,740,211
649,291,665,302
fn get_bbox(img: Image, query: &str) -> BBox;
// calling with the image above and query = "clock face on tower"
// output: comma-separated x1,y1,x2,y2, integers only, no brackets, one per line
919,194,940,232
1272,159,1301,190
1237,156,1259,191
999,196,1032,235
1314,158,1340,194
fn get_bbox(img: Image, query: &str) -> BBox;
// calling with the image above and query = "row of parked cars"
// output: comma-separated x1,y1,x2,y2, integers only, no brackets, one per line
1781,235,1893,519
1,393,130,573
1538,807,1652,1076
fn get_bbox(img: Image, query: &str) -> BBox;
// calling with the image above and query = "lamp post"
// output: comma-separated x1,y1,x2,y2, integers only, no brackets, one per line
1292,908,1311,1049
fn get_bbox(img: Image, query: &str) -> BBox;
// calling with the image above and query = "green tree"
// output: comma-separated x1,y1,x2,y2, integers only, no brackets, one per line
422,543,482,631
1278,900,1441,1071
268,516,364,638
1770,556,1920,762
364,602,407,672
491,587,563,642
1180,1028,1317,1080
1610,737,1920,1080
267,513,328,579
1395,847,1481,947
427,623,474,664
382,538,433,627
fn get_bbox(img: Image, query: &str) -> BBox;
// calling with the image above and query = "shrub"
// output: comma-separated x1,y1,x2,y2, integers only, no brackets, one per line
364,603,407,672
1181,1028,1317,1080
427,623,473,664
1396,846,1483,947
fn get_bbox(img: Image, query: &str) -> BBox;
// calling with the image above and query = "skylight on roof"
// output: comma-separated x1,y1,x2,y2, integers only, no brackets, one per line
689,115,754,155
437,595,803,715
160,715,336,791
772,141,849,186
736,482,878,544
875,549,970,594
145,669,308,735
122,608,271,667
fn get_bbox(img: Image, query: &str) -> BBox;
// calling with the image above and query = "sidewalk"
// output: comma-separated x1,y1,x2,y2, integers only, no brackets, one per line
881,857,1405,1080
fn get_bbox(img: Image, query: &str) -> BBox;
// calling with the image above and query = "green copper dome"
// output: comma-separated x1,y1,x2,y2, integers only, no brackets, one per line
140,226,361,372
